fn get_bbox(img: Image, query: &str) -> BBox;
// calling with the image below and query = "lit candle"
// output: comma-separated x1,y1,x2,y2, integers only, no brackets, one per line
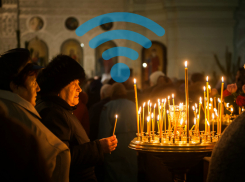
194,118,196,133
204,86,207,134
147,116,150,136
210,98,213,113
206,76,210,134
167,110,171,131
172,94,175,106
154,104,156,133
151,113,154,138
185,61,189,142
159,105,162,138
198,97,202,134
218,98,221,134
214,97,216,111
139,107,142,135
113,115,118,135
134,79,139,137
212,113,214,132
164,99,166,134
220,77,224,133
207,120,210,134
142,103,145,133
157,115,159,132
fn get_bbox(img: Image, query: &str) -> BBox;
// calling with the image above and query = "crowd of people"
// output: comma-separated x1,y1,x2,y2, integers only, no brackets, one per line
1,48,245,182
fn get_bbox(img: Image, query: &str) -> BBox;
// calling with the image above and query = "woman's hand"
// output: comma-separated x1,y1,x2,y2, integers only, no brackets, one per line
99,135,118,153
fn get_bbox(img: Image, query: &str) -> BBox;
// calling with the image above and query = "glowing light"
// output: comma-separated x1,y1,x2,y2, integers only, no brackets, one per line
80,43,84,47
142,63,147,68
134,78,136,84
115,115,118,118
185,61,187,68
206,76,208,82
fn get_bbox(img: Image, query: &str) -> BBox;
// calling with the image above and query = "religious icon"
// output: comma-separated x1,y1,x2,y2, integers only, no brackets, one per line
142,41,166,82
29,17,44,31
65,17,79,31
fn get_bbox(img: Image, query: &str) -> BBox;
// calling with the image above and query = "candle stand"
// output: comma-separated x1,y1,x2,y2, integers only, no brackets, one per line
129,134,216,182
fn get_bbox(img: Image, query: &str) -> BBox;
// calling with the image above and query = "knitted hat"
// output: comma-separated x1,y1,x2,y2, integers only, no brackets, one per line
37,55,85,94
0,48,31,91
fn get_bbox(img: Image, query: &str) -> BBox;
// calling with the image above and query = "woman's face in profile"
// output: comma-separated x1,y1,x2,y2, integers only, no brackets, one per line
13,75,40,106
58,79,82,106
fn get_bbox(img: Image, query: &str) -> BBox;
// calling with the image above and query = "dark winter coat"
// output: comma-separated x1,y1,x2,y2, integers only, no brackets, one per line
36,95,104,182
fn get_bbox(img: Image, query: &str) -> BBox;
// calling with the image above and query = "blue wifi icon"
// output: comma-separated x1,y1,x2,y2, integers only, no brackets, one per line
76,12,165,83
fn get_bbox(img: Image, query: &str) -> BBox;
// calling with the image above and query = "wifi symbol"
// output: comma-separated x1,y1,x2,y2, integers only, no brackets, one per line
76,12,165,83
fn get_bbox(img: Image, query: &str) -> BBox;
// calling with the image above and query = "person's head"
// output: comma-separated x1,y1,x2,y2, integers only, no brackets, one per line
110,83,127,100
190,73,205,84
149,71,165,87
0,48,41,106
37,54,85,106
157,76,172,86
100,84,112,100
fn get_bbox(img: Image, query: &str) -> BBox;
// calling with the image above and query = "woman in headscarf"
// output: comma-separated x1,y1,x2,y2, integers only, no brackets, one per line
36,55,118,182
0,48,70,182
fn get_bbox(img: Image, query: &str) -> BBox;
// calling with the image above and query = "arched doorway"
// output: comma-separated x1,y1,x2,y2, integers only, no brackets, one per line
141,41,167,83
27,37,49,67
95,40,118,76
60,39,83,65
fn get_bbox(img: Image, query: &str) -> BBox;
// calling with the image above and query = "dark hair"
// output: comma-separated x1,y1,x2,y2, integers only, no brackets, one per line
191,73,205,83
0,48,31,91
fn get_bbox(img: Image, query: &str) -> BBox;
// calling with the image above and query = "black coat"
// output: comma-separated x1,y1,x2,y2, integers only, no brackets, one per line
36,95,104,182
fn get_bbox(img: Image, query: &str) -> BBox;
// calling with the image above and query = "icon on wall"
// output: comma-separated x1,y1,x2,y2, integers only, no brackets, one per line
29,17,44,31
65,17,79,31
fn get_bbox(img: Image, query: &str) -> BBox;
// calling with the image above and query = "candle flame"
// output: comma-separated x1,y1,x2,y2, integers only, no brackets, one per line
143,102,145,107
150,103,152,107
207,121,210,126
172,94,174,98
157,115,159,120
231,107,233,112
147,116,150,122
218,98,221,102
195,103,197,108
192,106,195,111
210,98,213,102
227,103,229,107
162,99,164,103
222,77,224,82
168,96,170,100
206,76,208,82
185,61,187,68
158,99,160,103
208,85,211,89
138,107,141,114
167,110,169,114
151,113,154,118
115,115,118,118
180,118,183,125
212,113,214,119
134,78,136,84
199,97,202,103
194,118,196,125
203,86,206,91
148,100,150,105
154,103,156,108
197,114,199,119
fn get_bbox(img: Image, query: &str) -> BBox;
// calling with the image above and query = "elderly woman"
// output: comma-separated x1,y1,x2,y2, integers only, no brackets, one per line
36,55,118,182
0,48,70,182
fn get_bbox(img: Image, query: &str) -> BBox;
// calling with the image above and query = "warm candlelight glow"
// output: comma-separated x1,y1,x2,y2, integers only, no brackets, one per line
168,96,170,100
185,61,187,68
204,86,206,91
158,99,160,103
138,107,141,114
162,99,164,103
231,107,233,112
180,118,183,125
207,121,210,126
115,115,118,118
212,113,214,119
148,100,150,105
210,98,213,102
134,78,136,84
154,103,156,108
143,102,145,107
151,113,154,119
227,103,229,107
222,77,224,82
147,116,150,122
172,94,174,98
199,97,202,104
208,85,211,89
167,110,169,114
194,118,196,125
206,76,208,82
192,106,195,111
157,115,159,120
